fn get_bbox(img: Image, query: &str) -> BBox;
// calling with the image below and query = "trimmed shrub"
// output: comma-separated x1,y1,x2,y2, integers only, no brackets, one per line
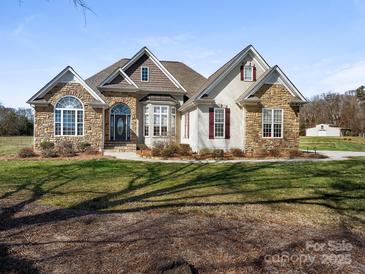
77,142,91,152
41,148,58,158
40,141,57,158
137,143,148,151
179,144,192,156
268,148,281,157
230,148,244,157
18,147,36,158
40,141,54,150
151,141,166,157
161,146,176,158
57,141,76,157
199,148,212,157
212,149,224,159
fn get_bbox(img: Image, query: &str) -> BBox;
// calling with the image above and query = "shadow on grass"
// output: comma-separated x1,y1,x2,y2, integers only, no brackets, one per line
0,158,364,231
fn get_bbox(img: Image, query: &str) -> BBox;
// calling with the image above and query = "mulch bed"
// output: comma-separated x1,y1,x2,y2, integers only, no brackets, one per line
0,198,363,273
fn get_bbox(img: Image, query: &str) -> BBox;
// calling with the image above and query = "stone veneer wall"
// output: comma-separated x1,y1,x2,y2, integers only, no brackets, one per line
102,91,137,143
34,83,103,150
244,84,300,153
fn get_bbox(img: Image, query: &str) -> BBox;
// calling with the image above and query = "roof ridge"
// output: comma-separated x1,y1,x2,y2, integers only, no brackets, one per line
86,58,130,80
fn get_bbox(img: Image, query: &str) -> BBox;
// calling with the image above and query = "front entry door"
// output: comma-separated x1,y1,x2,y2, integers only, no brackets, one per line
114,115,129,141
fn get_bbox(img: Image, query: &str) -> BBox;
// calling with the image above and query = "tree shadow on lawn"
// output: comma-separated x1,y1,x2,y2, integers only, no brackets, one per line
0,159,364,231
0,159,364,272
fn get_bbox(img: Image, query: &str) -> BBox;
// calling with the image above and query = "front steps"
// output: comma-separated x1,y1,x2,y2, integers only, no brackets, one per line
104,142,136,152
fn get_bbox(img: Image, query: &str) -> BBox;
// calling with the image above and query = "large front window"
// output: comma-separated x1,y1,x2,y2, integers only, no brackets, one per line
143,105,176,137
263,108,283,138
55,96,83,136
153,106,168,136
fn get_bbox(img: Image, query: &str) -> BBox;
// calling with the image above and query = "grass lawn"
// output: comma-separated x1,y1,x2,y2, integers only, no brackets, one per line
0,136,33,156
300,136,365,151
0,158,364,273
0,158,363,226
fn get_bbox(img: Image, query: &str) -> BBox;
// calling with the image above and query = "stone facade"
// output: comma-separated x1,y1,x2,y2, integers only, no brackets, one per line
244,84,300,153
102,91,138,143
34,83,103,151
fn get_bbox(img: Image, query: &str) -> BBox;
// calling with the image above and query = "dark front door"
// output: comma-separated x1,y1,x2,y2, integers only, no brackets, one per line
114,115,129,141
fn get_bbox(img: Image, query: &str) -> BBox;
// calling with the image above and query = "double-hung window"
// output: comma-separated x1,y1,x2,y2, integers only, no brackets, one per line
144,105,150,136
141,67,149,82
262,108,283,138
214,108,225,138
153,106,168,136
55,96,84,136
244,66,253,81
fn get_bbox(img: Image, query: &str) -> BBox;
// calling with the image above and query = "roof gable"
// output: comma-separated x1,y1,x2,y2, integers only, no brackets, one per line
27,66,106,104
237,65,307,103
121,47,186,92
99,68,138,88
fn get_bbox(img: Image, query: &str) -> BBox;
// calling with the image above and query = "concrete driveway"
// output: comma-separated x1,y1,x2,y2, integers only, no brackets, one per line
308,150,365,160
104,150,365,163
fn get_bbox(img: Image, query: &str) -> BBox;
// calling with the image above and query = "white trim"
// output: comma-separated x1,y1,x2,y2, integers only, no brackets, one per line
27,66,106,104
214,108,225,139
54,96,84,137
243,65,254,81
261,108,283,139
141,66,149,82
121,47,187,92
100,68,138,88
244,66,307,102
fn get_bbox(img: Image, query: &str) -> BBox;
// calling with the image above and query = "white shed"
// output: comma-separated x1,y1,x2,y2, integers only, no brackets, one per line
306,124,343,137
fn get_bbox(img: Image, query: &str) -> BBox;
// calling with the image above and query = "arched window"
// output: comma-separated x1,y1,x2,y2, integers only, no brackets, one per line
55,96,84,136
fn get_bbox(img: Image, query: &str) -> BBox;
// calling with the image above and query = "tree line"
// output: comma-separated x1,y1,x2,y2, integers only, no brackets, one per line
300,86,365,136
0,103,34,136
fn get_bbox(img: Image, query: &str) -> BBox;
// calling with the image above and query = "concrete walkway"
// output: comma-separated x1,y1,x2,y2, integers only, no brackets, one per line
103,150,365,163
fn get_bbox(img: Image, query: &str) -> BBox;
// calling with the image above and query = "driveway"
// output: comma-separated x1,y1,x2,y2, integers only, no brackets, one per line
103,150,365,163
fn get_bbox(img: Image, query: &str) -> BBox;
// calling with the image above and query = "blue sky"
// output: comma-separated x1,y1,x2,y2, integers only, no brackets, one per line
1,0,365,108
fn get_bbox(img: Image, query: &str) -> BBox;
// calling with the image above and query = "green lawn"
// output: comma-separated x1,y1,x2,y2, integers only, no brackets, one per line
0,158,364,226
0,136,33,156
300,136,365,151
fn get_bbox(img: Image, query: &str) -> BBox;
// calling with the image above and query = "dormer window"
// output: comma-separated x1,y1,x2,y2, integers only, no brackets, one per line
141,67,149,82
241,64,256,81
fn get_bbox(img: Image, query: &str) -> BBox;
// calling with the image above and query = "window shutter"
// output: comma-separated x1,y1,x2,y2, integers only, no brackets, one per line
225,108,230,139
253,65,257,81
209,108,214,139
240,66,244,81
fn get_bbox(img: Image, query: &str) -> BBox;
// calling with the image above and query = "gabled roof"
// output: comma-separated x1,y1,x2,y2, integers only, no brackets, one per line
179,45,270,111
237,65,307,103
85,55,206,97
27,66,106,105
99,68,138,88
121,47,187,92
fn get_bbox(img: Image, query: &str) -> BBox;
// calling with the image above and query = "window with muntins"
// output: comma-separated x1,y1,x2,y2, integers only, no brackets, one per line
214,108,225,138
244,66,253,81
141,67,149,82
144,105,149,136
262,108,283,138
55,96,83,136
153,106,168,136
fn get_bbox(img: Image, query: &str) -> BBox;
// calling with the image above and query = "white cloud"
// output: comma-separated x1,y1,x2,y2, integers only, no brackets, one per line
319,59,365,92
